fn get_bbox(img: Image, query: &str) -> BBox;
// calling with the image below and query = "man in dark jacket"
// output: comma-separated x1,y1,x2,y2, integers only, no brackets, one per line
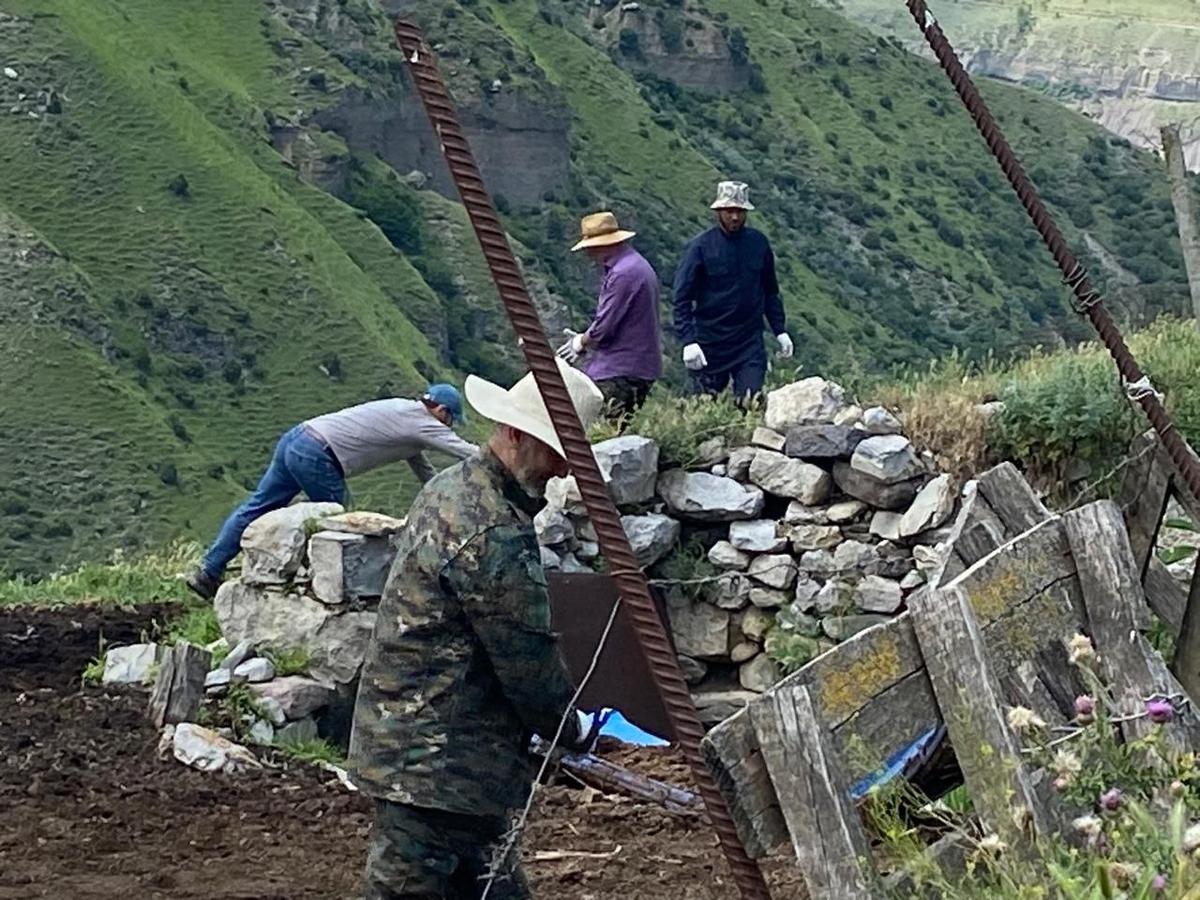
349,360,607,900
673,180,793,403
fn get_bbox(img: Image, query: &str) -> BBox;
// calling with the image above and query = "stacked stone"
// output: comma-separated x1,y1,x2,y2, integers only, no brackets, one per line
534,377,961,726
206,506,405,744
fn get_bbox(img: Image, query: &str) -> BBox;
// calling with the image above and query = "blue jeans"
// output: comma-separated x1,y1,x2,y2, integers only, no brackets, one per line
201,425,348,578
690,351,768,405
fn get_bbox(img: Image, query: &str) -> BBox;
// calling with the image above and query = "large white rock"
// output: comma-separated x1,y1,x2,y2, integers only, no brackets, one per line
862,406,903,435
621,513,680,567
219,639,257,673
827,500,868,524
316,511,406,538
102,644,159,685
899,474,957,538
731,642,759,664
712,573,753,610
814,579,854,614
708,540,750,570
308,530,393,604
658,470,764,521
835,540,879,572
172,723,261,773
790,524,842,552
214,582,375,685
799,549,837,578
545,475,587,517
748,450,831,504
233,657,276,683
794,575,820,608
666,593,730,659
833,461,922,511
739,654,782,692
870,510,903,542
729,520,787,553
241,502,344,584
749,586,791,609
751,427,786,452
747,554,798,590
850,436,923,485
855,575,904,614
764,377,849,431
594,436,659,505
249,676,335,722
741,606,775,642
534,507,574,546
726,447,757,481
783,501,831,525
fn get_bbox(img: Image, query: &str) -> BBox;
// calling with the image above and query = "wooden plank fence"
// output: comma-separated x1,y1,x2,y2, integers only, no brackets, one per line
701,440,1200,897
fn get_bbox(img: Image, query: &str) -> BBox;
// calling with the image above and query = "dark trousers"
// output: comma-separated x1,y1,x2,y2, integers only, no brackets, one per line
363,800,530,900
596,376,653,423
690,352,767,405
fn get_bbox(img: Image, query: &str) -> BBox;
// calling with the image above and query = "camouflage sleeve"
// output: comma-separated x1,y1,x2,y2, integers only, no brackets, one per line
443,524,581,745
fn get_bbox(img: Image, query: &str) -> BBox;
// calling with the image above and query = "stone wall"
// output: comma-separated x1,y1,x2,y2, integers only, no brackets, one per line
535,377,961,726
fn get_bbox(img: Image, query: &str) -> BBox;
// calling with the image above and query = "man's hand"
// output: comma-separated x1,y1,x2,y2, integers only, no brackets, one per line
776,333,794,359
682,343,708,371
556,329,587,365
569,708,614,754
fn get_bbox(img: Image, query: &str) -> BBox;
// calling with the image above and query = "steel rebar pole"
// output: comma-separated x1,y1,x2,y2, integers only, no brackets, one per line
905,0,1200,686
392,19,771,900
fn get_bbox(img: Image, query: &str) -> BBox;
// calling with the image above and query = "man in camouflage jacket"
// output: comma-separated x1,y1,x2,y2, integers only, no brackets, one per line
349,361,607,900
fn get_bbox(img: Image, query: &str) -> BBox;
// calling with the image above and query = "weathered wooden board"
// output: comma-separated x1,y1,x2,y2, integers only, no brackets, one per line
148,641,211,729
1118,431,1174,577
1065,501,1200,749
702,518,1082,857
1145,558,1188,636
752,684,882,899
911,584,1052,846
976,461,1052,536
701,711,785,859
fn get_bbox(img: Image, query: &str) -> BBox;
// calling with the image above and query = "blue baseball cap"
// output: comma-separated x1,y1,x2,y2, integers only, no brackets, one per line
423,383,466,424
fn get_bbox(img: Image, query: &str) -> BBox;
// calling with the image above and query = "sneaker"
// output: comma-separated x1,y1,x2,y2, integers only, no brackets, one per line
185,568,222,601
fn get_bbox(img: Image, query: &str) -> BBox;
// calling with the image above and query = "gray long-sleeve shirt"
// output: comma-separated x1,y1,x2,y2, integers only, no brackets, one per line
305,399,478,482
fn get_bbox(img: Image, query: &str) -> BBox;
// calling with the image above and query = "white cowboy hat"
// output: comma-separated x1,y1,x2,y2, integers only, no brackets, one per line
464,359,605,457
710,180,755,211
570,211,637,251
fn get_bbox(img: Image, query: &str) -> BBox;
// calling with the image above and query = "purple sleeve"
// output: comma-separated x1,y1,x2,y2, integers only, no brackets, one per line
585,271,640,349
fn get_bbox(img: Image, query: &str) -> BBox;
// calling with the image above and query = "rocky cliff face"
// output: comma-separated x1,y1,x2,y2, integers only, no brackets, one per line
827,0,1200,170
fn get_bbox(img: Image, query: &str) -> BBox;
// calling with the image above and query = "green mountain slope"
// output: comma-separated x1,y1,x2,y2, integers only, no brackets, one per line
0,0,1194,576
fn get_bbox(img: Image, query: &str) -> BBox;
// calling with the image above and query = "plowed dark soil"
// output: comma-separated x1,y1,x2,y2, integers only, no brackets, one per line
0,605,805,899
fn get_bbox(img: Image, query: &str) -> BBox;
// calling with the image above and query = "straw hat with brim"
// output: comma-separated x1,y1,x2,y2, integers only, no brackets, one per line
570,211,637,252
710,180,755,211
464,359,605,457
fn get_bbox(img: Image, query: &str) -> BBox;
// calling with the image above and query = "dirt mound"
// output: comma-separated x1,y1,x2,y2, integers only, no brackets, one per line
0,605,805,899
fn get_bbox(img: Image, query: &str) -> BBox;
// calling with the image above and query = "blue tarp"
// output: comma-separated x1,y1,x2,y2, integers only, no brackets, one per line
599,710,670,747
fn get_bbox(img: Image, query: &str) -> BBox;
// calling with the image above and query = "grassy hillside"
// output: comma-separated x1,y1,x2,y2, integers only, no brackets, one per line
0,0,1195,576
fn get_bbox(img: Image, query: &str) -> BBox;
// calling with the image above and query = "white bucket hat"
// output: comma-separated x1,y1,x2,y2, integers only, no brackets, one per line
464,358,605,457
710,180,755,211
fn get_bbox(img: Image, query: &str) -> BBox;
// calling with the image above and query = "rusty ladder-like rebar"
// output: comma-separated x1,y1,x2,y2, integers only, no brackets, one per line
905,0,1200,686
392,19,772,900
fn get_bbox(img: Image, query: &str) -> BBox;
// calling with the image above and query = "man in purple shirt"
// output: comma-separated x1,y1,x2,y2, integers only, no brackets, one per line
557,211,662,421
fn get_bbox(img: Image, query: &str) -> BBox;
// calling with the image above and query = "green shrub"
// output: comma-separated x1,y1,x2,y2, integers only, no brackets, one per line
163,603,222,647
589,389,760,469
0,541,198,608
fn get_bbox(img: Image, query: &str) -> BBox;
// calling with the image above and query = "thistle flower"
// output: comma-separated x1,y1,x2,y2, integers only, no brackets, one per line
1099,787,1124,812
1184,822,1200,853
1109,862,1138,889
977,833,1007,855
1074,694,1095,723
1053,776,1071,792
1152,873,1167,892
1006,705,1046,733
1068,633,1096,665
1146,697,1175,724
1053,749,1082,780
1170,780,1187,798
1072,815,1102,840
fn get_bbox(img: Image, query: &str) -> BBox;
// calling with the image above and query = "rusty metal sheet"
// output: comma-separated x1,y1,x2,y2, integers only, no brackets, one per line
548,572,674,740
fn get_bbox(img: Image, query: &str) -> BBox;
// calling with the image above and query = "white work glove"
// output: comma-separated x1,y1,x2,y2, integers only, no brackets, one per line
776,333,794,359
555,329,586,365
682,343,708,371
